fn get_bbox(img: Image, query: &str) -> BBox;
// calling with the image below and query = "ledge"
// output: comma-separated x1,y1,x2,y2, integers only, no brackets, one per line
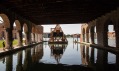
0,42,42,57
79,42,119,54
90,44,119,54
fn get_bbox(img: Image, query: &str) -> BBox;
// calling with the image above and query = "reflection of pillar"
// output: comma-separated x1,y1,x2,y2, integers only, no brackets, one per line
116,54,119,70
32,47,35,62
5,28,12,49
77,35,78,42
96,50,108,71
6,55,13,71
16,51,23,71
23,48,32,71
17,30,22,46
90,47,94,64
80,44,86,65
90,28,94,44
73,36,74,42
86,46,89,62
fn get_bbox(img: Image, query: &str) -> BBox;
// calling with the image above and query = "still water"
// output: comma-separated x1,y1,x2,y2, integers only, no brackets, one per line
0,38,118,71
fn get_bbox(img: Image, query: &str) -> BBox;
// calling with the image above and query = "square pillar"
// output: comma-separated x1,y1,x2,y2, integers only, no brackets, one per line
17,30,22,46
5,28,13,49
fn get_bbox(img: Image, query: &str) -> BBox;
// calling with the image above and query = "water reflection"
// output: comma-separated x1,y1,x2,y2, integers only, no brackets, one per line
16,51,23,71
6,55,13,71
48,44,67,64
0,44,43,71
80,44,119,71
0,38,119,71
80,44,90,66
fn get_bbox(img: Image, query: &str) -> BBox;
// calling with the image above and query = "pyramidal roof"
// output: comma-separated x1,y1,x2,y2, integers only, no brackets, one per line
53,24,63,32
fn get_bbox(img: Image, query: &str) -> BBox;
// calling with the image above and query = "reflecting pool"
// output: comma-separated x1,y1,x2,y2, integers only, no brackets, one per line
0,38,118,71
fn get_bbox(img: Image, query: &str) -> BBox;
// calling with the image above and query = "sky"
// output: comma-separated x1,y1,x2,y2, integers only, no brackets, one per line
0,16,114,34
42,24,114,34
42,24,82,34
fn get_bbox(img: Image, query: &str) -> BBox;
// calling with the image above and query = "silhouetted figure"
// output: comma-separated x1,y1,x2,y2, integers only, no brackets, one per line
2,57,5,64
2,41,5,50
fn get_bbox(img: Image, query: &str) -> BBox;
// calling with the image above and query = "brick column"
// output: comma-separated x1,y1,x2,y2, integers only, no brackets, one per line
5,28,12,49
83,33,85,42
37,34,38,42
25,32,28,45
33,33,35,43
17,30,22,46
103,28,108,46
86,33,89,43
115,24,119,48
38,34,40,42
90,28,94,44
40,34,43,41
35,33,37,43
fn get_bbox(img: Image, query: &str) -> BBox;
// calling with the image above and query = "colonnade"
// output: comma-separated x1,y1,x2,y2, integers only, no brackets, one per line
0,9,43,50
81,8,119,48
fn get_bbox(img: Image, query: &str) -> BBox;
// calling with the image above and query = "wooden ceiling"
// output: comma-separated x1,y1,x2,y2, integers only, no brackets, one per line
0,0,119,25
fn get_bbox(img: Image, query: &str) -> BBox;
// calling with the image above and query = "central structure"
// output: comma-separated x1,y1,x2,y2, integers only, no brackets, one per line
48,24,68,44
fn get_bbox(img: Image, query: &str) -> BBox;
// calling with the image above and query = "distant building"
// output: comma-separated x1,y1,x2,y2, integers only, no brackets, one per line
72,34,81,38
108,32,115,39
43,32,50,38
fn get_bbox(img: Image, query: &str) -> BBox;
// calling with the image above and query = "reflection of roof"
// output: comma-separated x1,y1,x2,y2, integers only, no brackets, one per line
49,44,67,64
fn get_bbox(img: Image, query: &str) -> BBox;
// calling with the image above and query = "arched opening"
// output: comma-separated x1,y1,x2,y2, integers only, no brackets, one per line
22,23,28,45
0,16,5,48
94,26,97,44
107,25,115,47
12,20,21,47
104,20,116,47
0,14,10,49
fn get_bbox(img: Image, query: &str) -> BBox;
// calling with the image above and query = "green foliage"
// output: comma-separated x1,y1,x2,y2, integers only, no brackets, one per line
0,40,4,48
12,39,18,45
0,39,18,48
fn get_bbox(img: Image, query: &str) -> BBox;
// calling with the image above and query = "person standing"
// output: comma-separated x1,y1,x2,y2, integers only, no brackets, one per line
2,41,5,50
